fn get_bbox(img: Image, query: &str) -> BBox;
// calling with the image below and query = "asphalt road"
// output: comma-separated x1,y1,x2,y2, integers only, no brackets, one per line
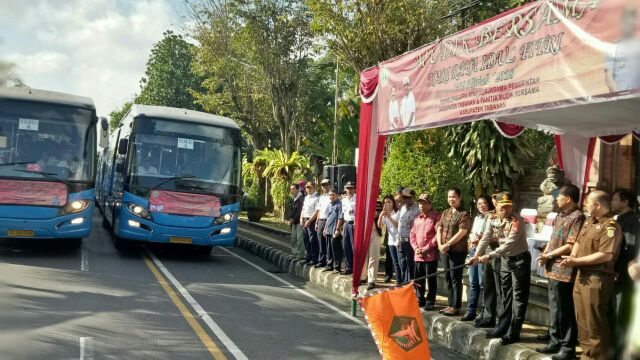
0,214,464,360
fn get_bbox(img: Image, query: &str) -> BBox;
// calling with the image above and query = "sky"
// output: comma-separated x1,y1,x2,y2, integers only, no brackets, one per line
0,0,187,117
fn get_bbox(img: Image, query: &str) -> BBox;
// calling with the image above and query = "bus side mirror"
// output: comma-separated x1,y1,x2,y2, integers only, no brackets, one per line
99,117,109,149
118,138,129,155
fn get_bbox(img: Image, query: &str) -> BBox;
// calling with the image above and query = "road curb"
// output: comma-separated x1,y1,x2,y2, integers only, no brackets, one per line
235,234,545,360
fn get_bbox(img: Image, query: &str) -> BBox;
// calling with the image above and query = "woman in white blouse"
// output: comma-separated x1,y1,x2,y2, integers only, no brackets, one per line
462,195,494,322
378,195,401,285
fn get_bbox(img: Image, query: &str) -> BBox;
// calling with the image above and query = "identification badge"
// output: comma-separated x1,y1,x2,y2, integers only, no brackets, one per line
177,138,194,150
607,227,615,238
19,118,39,131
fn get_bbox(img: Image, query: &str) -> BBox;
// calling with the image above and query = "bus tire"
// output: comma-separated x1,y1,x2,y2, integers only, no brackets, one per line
113,236,128,252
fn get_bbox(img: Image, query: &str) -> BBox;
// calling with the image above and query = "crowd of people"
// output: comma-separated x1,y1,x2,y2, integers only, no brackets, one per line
287,179,640,360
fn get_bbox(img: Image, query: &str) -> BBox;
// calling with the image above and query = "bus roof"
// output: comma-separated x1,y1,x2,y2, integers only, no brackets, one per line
0,86,95,110
129,104,240,130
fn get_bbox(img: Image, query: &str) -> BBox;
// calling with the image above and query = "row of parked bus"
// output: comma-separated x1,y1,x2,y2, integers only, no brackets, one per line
0,86,242,252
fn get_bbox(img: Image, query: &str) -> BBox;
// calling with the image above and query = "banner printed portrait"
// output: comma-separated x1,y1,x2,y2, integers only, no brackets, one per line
377,0,640,134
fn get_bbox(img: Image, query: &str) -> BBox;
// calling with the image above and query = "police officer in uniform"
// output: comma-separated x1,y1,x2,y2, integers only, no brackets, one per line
560,190,622,360
471,192,531,345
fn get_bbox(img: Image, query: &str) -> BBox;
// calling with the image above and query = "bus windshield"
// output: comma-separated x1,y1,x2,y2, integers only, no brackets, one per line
127,117,241,202
0,99,96,182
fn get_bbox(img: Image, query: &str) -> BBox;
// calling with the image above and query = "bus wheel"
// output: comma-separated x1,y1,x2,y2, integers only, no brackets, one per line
113,237,128,252
193,245,212,256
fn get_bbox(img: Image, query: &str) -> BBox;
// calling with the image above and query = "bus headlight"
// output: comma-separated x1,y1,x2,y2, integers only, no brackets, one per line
125,203,151,219
59,199,91,215
214,212,236,225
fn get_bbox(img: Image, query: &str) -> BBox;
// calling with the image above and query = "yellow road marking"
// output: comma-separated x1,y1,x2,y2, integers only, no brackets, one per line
142,252,227,360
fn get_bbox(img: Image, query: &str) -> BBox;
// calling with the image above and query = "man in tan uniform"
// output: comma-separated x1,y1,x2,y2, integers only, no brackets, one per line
560,190,622,360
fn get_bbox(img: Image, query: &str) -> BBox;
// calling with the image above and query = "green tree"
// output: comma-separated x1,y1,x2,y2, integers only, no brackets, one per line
308,0,452,72
237,0,315,155
109,101,133,130
252,149,311,218
381,129,471,212
446,121,533,196
136,30,203,110
188,0,277,151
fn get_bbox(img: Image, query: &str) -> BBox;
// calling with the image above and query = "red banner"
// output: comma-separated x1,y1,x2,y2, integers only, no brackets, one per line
377,0,640,134
0,180,68,206
149,190,221,217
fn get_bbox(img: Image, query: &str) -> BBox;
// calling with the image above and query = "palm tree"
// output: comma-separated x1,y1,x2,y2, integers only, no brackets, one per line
0,61,25,87
253,149,311,218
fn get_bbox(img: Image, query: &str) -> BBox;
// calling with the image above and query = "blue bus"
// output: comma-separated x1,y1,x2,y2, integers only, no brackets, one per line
0,87,103,244
96,105,242,253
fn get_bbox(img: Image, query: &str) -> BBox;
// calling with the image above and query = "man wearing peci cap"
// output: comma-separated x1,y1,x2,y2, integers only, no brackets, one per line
471,192,531,345
397,188,420,283
410,194,441,309
316,179,333,270
341,181,357,275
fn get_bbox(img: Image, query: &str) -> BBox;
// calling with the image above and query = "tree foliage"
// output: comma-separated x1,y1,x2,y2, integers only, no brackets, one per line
137,30,203,110
445,121,533,196
381,129,471,212
0,61,25,87
188,0,277,151
308,0,452,72
109,101,133,130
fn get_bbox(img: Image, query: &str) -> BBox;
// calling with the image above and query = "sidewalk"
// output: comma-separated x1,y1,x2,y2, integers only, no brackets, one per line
237,220,557,359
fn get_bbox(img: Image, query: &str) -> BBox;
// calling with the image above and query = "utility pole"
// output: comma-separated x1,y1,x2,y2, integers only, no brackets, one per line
332,59,340,165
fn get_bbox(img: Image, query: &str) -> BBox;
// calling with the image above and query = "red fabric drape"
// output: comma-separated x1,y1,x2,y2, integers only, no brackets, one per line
493,121,526,138
599,134,627,144
582,137,597,202
353,67,386,295
554,135,564,169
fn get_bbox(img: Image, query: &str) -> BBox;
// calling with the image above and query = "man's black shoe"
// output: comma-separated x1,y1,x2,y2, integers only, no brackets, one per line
474,320,495,328
485,330,506,339
537,344,561,354
537,332,551,341
424,304,436,311
500,335,520,345
332,269,341,274
551,350,576,360
367,283,376,290
384,275,392,283
342,270,353,275
323,267,333,272
314,263,325,269
460,313,477,322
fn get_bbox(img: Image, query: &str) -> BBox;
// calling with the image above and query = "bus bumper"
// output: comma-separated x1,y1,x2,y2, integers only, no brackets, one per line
0,206,94,239
118,211,237,247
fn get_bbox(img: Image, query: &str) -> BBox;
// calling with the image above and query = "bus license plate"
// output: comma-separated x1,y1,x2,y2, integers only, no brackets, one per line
8,230,35,237
170,237,192,244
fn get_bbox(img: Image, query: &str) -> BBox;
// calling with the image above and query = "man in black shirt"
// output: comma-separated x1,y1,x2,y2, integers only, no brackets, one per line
610,188,640,360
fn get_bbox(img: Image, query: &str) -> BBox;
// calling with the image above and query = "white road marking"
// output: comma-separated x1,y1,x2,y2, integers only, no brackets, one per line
144,248,249,360
219,247,367,328
80,337,94,360
81,248,89,272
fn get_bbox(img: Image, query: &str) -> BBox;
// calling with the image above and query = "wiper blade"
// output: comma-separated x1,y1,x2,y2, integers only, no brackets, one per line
14,169,72,187
0,161,35,167
151,175,196,190
177,184,215,194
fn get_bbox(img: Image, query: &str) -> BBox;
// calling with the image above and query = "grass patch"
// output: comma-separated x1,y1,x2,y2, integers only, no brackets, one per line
238,211,291,232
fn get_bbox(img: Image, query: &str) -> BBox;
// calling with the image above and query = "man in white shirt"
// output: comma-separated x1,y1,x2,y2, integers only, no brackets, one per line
316,179,333,269
301,181,320,265
400,77,416,128
341,181,357,275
